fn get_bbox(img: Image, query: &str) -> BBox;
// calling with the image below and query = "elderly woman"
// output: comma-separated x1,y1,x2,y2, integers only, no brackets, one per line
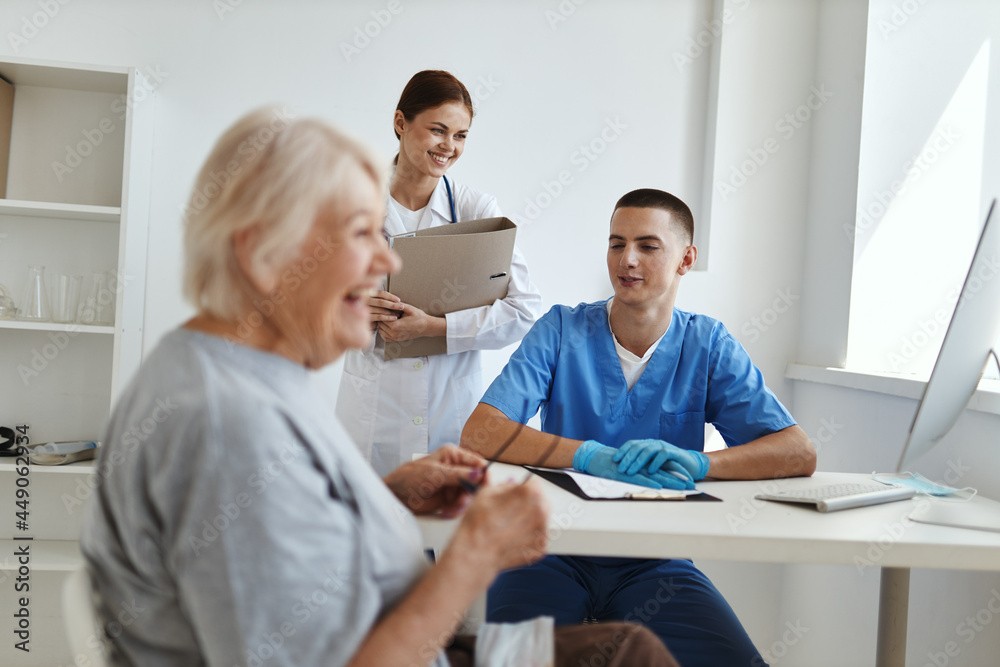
79,109,676,666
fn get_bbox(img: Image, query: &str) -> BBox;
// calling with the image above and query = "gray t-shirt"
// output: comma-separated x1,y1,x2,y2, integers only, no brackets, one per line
81,329,444,666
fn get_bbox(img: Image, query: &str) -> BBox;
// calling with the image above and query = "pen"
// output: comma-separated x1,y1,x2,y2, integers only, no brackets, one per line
460,406,563,494
459,421,525,494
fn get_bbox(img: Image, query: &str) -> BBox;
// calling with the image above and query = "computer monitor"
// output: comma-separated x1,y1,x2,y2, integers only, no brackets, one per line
898,198,1000,471
897,198,1000,532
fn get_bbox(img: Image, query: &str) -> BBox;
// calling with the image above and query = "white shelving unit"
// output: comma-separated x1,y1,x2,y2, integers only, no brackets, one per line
0,459,94,474
0,198,120,222
0,320,114,334
0,55,152,666
0,539,82,572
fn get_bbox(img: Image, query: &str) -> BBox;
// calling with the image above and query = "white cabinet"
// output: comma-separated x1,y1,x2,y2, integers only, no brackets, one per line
0,56,152,665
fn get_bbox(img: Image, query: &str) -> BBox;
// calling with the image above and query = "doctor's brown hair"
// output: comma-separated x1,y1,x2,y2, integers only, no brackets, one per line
613,189,695,246
393,70,474,140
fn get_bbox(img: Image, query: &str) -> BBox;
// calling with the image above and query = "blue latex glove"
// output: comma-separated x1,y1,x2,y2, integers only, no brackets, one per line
573,441,693,490
614,439,710,483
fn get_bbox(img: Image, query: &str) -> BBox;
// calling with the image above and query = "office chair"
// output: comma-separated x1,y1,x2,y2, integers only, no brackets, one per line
62,566,109,667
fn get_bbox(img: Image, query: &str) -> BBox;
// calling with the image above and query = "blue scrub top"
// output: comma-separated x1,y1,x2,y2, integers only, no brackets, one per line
481,300,796,451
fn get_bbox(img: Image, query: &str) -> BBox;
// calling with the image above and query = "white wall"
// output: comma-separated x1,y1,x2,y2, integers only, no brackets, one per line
5,0,1000,665
0,0,718,364
0,0,730,404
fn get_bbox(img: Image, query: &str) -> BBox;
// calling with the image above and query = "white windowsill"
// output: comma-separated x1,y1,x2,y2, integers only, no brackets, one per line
785,363,1000,417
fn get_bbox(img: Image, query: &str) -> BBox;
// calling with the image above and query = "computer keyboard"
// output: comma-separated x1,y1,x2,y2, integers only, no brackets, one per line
755,481,917,513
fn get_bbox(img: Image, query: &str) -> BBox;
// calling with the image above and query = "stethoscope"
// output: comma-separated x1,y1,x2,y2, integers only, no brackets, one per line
384,174,457,243
442,174,458,224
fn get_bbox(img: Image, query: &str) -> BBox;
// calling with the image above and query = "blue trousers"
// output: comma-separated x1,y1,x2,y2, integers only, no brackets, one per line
487,556,767,667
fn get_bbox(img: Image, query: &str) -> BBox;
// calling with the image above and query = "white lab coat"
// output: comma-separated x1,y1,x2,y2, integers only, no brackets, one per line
336,177,542,477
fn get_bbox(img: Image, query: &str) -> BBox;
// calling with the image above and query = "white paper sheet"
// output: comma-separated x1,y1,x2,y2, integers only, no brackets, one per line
525,466,700,500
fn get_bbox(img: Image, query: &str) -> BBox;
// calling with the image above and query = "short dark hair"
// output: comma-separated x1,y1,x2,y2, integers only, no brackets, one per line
613,189,694,245
394,70,474,140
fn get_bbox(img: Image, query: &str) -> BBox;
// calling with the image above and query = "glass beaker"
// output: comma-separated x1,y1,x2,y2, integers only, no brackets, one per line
80,270,114,326
51,274,83,323
0,283,15,319
19,265,50,321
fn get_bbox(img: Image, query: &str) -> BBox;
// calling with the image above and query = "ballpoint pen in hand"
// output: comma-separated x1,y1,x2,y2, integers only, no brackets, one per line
459,420,526,494
460,405,563,494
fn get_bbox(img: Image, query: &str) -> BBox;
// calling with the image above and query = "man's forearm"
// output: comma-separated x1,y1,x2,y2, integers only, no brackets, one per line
704,425,816,480
464,405,816,480
461,403,582,469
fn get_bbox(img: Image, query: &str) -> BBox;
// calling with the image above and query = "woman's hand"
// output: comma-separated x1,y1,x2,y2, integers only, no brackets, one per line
367,290,404,331
383,446,486,518
352,473,550,667
384,447,550,571
445,479,551,575
377,301,447,342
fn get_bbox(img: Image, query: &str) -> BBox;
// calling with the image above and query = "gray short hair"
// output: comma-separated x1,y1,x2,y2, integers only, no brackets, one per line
182,106,384,320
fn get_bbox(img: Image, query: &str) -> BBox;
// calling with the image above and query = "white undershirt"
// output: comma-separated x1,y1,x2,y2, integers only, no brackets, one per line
388,197,425,233
607,299,666,391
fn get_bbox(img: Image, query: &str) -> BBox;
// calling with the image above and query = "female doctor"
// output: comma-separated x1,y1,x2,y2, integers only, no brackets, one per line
336,70,542,477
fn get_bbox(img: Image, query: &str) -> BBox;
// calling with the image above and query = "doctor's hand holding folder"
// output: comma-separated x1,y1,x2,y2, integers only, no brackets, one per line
377,216,518,359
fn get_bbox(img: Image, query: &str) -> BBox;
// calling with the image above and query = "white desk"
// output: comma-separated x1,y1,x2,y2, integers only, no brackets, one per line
418,467,1000,667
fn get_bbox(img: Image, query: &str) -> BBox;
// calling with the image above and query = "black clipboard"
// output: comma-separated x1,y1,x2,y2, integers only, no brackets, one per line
526,466,722,502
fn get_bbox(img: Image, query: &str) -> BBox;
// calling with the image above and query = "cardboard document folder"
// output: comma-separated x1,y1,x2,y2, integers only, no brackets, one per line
383,217,517,360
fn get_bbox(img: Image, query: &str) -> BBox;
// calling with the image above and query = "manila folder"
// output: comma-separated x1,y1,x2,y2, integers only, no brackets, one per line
384,217,517,360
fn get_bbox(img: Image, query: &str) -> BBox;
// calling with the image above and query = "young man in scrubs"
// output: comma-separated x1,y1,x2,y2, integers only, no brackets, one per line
461,188,816,666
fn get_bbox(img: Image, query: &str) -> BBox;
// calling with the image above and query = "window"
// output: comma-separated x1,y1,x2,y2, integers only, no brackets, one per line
846,1,1000,381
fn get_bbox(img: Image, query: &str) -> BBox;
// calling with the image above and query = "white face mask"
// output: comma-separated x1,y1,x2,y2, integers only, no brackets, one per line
873,471,977,501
